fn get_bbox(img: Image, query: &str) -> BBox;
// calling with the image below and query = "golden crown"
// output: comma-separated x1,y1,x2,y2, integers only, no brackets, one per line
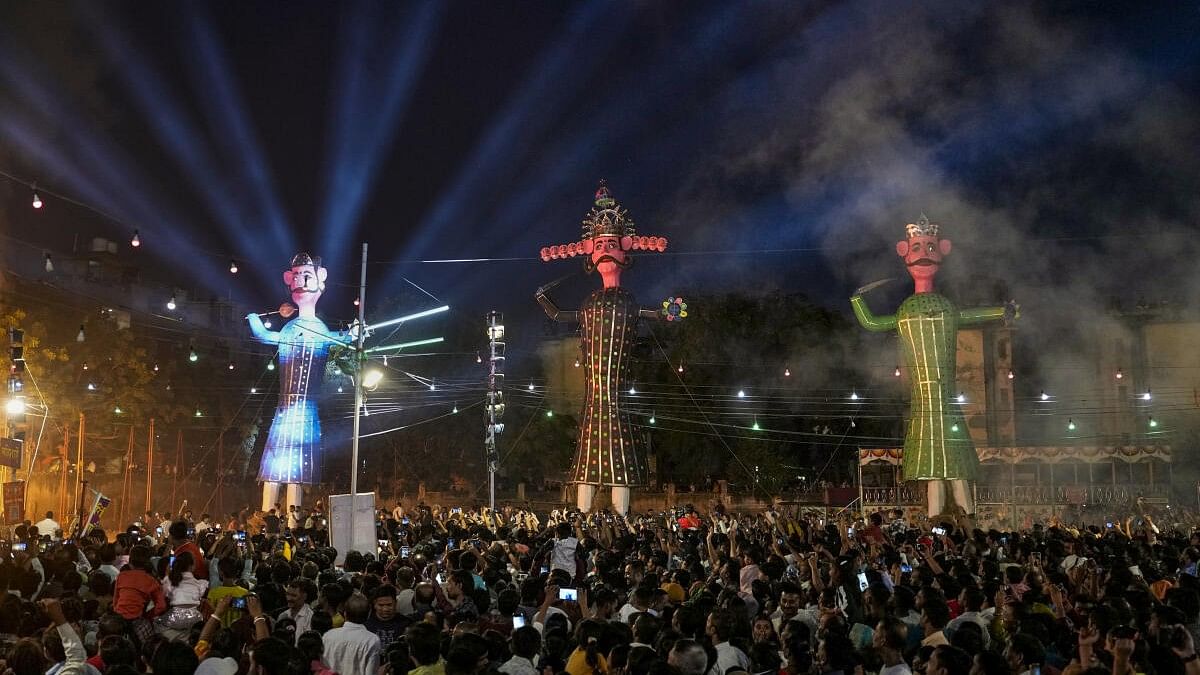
581,180,636,240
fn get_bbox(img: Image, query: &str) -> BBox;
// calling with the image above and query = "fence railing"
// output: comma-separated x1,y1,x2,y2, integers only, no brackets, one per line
862,483,1170,507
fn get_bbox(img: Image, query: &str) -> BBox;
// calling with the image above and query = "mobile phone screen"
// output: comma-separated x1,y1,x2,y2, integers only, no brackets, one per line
857,572,869,592
512,614,526,628
559,588,578,601
401,546,411,558
231,597,247,609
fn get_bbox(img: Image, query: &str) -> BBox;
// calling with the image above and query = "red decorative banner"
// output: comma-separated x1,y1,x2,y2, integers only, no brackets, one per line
3,482,25,526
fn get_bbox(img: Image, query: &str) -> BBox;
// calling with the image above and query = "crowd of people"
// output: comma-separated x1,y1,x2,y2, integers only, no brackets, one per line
1,500,1200,675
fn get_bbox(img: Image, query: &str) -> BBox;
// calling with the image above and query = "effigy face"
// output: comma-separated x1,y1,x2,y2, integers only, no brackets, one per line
896,234,951,284
284,262,326,314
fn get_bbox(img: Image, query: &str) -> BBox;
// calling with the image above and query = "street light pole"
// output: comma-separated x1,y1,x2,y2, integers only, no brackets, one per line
350,243,368,545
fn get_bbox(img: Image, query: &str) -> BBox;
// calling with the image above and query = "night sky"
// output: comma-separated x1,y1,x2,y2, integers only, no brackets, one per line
0,0,1198,342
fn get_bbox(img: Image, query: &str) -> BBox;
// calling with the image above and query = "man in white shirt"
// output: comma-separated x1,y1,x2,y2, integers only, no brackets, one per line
323,592,381,674
499,625,541,675
33,511,61,540
920,604,950,648
618,587,655,624
550,523,578,577
278,580,314,645
706,610,750,675
945,588,991,648
873,616,914,675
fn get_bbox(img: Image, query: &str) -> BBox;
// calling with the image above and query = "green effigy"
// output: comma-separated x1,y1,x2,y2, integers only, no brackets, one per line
851,292,1007,481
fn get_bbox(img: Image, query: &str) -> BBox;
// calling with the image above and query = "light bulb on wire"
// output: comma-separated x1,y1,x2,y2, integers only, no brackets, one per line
31,186,42,209
452,403,458,414
188,347,198,362
337,385,344,394
1149,416,1158,428
131,230,141,248
528,382,535,391
82,361,88,371
1143,390,1152,401
229,260,239,274
1040,390,1049,401
894,366,901,377
784,367,791,377
751,417,761,431
950,423,959,432
476,353,482,364
167,295,176,311
1007,369,1014,380
263,320,271,329
850,391,859,401
737,389,746,399
194,407,202,417
1067,418,1076,431
956,392,965,403
545,409,553,418
250,387,257,394
153,363,159,372
267,360,275,371
1115,368,1123,379
86,383,96,391
44,254,53,273
677,363,684,374
228,362,235,371
649,412,656,425
628,385,637,395
76,325,85,343
113,404,122,414
573,358,580,368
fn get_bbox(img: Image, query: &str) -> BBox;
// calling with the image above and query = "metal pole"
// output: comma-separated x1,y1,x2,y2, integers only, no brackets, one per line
73,413,84,520
350,243,368,546
145,419,155,513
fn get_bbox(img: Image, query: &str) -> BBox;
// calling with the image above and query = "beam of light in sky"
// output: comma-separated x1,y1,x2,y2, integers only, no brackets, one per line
317,0,443,272
182,3,294,259
76,4,278,289
0,45,232,287
0,112,229,285
396,0,618,263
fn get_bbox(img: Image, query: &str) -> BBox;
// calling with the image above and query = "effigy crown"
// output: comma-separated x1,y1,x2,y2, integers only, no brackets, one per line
905,213,940,239
582,180,637,240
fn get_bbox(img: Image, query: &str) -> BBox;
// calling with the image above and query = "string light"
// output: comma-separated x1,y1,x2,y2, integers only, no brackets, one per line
429,382,436,391
751,417,761,431
76,325,85,342
353,297,360,307
189,347,198,362
545,409,553,418
476,353,482,364
337,385,344,393
229,260,239,274
1115,368,1123,380
1040,390,1049,401
1007,369,1014,380
452,403,458,413
894,366,901,377
1067,418,1076,431
194,407,202,417
784,367,791,377
131,229,141,248
167,295,177,311
44,253,53,273
86,383,96,391
153,363,159,372
737,389,746,398
677,363,684,374
628,385,637,395
528,382,535,391
31,186,42,209
264,320,272,329
1143,390,1152,401
956,392,965,403
649,412,656,424
574,358,580,368
1149,416,1158,428
250,387,257,394
227,362,235,370
113,404,122,414
82,362,88,371
267,361,275,371
850,391,859,401
950,423,959,432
